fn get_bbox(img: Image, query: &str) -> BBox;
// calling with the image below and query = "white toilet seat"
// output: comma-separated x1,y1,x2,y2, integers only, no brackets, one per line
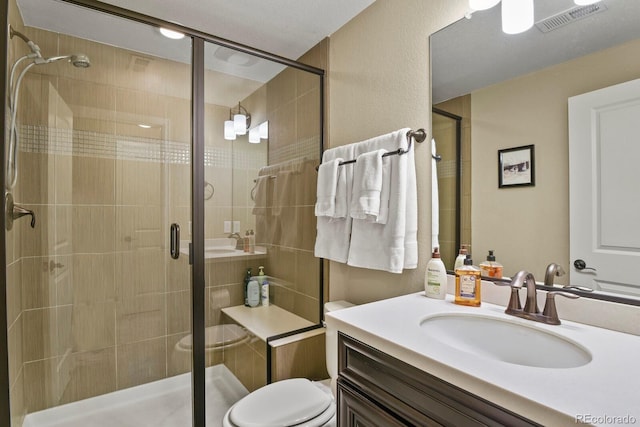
222,378,336,427
176,324,248,351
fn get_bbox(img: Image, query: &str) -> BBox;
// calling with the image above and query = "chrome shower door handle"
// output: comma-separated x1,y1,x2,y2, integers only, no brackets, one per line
170,223,180,260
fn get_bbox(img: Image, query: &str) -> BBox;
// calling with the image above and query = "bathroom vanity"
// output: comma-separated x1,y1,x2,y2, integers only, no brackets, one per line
337,333,536,426
326,292,640,426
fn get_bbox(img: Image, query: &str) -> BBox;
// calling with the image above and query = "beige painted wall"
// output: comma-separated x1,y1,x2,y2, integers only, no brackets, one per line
471,38,640,282
327,0,468,304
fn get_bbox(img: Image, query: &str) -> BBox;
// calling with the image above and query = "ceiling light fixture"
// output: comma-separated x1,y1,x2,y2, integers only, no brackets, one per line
468,0,534,35
502,0,534,34
469,0,501,11
159,28,185,40
224,102,251,140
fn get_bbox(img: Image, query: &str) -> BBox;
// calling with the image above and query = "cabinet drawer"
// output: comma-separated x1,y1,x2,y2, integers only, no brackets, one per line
338,333,540,427
338,378,412,427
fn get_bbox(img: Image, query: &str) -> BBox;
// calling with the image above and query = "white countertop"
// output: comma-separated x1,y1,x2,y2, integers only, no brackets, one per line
325,292,640,426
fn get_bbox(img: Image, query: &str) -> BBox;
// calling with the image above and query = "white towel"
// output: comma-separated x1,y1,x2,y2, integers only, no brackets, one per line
347,128,418,273
431,138,440,251
350,149,386,221
315,158,342,217
333,163,348,219
314,144,355,263
375,157,391,225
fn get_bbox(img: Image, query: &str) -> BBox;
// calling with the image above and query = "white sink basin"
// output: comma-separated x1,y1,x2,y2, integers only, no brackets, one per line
420,313,592,369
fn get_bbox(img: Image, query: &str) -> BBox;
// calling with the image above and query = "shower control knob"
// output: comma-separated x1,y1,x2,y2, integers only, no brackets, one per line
49,260,64,273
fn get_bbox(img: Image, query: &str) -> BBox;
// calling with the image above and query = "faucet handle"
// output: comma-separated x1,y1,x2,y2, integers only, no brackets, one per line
491,280,522,314
542,291,579,325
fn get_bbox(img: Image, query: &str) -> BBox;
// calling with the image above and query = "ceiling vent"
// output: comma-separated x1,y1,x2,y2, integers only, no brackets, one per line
535,3,608,33
128,54,153,72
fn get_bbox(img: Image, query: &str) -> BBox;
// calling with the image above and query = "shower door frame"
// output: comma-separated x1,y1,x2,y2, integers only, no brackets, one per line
0,1,325,426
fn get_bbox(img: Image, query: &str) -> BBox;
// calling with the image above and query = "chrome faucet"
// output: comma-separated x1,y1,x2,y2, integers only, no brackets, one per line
495,270,579,325
228,232,244,250
544,263,565,287
511,270,539,315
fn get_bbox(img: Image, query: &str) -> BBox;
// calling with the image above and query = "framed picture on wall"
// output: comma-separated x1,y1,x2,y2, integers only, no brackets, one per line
498,144,535,188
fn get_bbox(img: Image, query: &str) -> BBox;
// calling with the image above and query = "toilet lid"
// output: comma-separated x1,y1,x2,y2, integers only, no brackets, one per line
179,324,247,350
229,378,332,427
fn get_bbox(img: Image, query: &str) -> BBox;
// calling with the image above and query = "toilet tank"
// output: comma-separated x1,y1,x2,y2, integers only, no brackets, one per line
324,300,354,382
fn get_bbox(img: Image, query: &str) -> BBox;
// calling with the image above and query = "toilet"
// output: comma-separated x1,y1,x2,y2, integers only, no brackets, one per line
173,324,250,367
222,300,354,427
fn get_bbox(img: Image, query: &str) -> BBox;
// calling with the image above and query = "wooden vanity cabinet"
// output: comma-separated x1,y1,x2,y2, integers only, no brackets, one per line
336,333,541,427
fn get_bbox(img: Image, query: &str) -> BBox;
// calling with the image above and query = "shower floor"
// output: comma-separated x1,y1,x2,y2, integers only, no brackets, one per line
23,365,248,427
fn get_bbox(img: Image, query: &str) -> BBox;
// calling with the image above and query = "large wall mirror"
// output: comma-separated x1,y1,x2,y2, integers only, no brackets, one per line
430,0,640,300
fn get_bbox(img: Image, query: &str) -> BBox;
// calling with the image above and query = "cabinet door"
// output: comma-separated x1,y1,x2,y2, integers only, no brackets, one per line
337,378,422,427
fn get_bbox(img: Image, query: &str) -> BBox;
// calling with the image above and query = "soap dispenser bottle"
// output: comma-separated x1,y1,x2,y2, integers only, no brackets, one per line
453,245,469,271
480,250,503,279
425,247,447,299
455,254,481,307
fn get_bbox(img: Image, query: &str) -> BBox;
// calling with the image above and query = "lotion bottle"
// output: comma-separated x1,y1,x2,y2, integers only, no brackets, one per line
453,245,469,271
425,247,447,299
247,279,260,307
480,250,503,279
455,254,481,307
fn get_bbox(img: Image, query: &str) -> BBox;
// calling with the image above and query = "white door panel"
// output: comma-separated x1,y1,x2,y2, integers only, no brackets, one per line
569,78,640,295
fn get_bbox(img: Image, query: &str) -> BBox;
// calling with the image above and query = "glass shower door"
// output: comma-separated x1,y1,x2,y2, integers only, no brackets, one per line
4,1,195,425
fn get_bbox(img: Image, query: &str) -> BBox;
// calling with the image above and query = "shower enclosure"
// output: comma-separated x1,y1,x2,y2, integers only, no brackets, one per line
1,0,324,426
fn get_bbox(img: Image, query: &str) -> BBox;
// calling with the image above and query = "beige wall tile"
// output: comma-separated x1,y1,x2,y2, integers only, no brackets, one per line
72,253,115,305
296,88,321,143
8,315,23,389
17,152,52,205
21,257,51,310
116,294,166,344
116,160,164,206
60,348,117,405
167,291,191,335
167,255,190,293
10,368,25,427
72,206,116,254
69,302,116,352
167,333,192,376
116,338,167,390
19,204,52,258
115,249,165,299
7,260,22,325
71,156,115,205
23,358,59,413
22,308,57,362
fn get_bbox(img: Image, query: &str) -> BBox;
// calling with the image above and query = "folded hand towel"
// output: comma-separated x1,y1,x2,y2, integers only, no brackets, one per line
347,128,418,273
333,163,348,219
315,158,343,217
350,149,387,221
314,144,355,263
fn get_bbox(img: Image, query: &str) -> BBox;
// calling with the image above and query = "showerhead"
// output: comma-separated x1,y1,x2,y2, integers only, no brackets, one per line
70,54,91,68
40,53,91,68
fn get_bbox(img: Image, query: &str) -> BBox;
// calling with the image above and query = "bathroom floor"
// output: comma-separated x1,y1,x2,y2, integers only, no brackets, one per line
23,365,248,427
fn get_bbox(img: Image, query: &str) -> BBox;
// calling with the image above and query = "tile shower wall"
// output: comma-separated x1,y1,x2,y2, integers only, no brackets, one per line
259,40,326,324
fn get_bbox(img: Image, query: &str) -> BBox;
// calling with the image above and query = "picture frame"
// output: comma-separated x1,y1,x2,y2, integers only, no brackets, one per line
498,144,535,188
